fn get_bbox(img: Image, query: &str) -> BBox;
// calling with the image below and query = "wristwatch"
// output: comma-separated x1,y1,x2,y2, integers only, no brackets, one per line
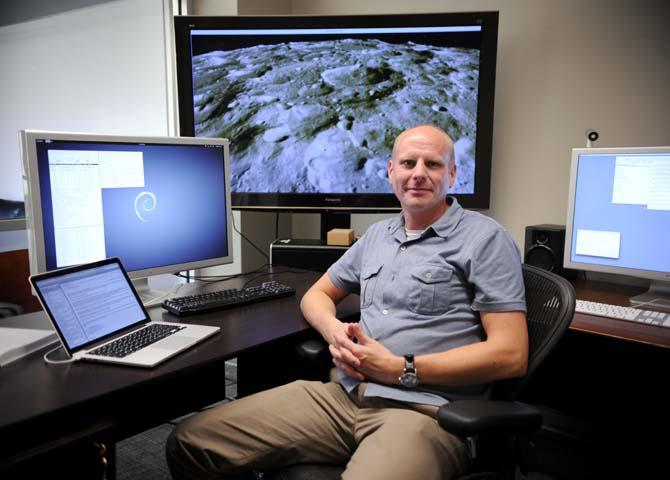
398,354,419,388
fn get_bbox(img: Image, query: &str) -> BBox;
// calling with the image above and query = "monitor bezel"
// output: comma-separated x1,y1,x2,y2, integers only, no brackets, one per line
174,11,498,211
564,146,670,282
29,257,151,354
20,130,234,279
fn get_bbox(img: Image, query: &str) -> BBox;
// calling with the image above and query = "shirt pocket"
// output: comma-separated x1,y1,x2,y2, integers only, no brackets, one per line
360,263,383,308
409,263,453,315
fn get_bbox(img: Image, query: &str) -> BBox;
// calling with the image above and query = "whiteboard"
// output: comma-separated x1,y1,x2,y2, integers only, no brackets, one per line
0,0,175,205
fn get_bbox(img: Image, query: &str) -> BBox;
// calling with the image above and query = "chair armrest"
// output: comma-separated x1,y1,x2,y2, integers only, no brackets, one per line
437,400,542,437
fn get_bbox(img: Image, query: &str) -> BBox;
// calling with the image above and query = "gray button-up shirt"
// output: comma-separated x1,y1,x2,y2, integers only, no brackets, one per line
327,197,526,406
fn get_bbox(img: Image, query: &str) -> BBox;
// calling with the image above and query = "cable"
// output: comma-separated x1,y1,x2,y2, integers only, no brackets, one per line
174,264,311,289
175,263,271,283
232,213,269,263
43,344,76,365
170,214,275,286
629,297,670,310
142,283,185,307
240,268,314,289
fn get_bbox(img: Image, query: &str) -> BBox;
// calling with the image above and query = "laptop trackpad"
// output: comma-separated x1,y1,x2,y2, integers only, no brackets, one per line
152,335,197,350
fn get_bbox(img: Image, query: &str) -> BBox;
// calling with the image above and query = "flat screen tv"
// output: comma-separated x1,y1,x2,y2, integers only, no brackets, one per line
175,12,498,211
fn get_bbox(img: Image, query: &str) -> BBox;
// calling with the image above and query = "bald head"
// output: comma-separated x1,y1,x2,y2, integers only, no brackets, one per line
391,125,455,168
387,124,458,228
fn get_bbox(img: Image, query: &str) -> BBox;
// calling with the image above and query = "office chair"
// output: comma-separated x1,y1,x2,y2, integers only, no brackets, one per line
0,302,24,318
0,199,25,218
264,264,576,480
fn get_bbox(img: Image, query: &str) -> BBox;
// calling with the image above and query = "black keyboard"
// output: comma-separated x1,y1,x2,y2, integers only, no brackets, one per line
90,323,185,358
162,281,296,316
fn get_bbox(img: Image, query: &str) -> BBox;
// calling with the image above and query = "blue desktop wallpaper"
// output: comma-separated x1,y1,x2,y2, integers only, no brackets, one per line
36,141,229,272
571,154,670,273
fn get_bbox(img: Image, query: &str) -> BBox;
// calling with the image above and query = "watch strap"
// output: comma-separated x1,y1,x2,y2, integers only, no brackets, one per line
403,354,416,373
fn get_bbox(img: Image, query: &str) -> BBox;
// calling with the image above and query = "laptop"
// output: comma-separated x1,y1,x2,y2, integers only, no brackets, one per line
29,257,220,368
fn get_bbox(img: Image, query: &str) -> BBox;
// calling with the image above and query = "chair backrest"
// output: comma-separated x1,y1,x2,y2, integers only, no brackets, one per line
492,264,576,401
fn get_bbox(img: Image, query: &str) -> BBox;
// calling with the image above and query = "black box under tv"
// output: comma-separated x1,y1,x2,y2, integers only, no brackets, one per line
270,239,350,272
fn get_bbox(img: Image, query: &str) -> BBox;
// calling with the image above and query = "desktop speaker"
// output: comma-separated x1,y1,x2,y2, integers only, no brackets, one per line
270,239,350,272
524,224,575,278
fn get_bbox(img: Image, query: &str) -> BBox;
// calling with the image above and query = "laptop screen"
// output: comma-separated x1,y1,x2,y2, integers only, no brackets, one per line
32,260,148,351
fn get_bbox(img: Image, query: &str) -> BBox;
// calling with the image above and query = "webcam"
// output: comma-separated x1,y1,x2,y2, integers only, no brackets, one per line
585,129,599,148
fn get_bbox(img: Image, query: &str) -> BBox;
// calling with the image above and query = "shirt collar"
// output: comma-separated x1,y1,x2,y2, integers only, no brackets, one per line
430,196,464,238
387,196,464,240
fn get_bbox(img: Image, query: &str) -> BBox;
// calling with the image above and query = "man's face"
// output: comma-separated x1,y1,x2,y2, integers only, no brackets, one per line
387,127,457,215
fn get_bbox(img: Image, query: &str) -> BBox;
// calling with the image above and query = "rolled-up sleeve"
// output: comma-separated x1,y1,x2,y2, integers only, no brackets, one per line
468,228,527,313
326,234,365,295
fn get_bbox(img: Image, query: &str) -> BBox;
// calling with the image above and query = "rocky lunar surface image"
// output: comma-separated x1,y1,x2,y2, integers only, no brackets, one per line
193,38,479,194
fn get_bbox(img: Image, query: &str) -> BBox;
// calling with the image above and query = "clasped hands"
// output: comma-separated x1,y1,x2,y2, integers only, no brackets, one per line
328,321,401,385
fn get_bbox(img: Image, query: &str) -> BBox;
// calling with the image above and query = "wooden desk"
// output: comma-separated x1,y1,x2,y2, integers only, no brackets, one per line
2,270,665,477
572,280,670,348
0,268,357,477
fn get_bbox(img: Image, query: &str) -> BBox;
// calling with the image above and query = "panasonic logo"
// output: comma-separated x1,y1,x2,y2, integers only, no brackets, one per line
324,198,342,202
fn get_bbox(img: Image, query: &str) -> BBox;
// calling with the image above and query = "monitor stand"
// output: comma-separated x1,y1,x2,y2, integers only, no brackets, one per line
131,277,171,306
630,279,670,312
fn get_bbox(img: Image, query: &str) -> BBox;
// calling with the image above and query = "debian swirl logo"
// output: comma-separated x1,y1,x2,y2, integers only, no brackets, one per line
134,191,156,222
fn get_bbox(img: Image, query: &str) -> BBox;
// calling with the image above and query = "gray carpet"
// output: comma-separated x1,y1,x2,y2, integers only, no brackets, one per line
116,423,175,480
116,359,237,480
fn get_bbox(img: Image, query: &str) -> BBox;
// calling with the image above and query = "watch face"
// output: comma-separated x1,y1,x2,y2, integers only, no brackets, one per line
400,373,419,388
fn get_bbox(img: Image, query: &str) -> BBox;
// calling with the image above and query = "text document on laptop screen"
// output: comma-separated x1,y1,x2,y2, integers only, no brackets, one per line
34,262,146,349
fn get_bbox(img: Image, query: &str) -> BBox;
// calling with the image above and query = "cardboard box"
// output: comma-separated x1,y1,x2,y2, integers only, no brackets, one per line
326,228,355,246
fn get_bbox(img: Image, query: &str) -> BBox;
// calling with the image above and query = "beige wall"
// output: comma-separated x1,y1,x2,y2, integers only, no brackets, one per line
285,0,670,249
238,0,292,15
188,0,237,15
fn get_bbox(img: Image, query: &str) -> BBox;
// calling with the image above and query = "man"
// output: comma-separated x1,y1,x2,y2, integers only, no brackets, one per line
166,124,528,480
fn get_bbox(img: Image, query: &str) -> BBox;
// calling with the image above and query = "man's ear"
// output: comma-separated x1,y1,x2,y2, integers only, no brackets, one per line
448,161,457,188
387,159,394,184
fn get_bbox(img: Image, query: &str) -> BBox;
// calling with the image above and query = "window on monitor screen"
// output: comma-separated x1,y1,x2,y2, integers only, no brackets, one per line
20,130,233,303
564,146,670,310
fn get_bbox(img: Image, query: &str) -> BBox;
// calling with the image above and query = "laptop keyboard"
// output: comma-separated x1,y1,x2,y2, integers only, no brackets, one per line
90,323,186,358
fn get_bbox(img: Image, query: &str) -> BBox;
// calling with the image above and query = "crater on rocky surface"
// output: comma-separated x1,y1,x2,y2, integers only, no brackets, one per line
193,38,479,194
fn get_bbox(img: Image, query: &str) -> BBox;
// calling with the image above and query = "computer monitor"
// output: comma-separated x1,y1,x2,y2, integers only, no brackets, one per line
174,11,498,212
20,130,233,301
564,147,670,310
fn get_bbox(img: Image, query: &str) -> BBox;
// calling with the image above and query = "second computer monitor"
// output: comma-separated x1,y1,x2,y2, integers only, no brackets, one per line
21,131,233,291
564,146,670,308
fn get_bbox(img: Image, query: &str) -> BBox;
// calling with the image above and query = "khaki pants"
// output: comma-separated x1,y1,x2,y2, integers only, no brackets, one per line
166,380,468,480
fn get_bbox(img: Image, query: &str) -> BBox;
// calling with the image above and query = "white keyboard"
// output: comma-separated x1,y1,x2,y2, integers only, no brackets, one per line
575,300,670,328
